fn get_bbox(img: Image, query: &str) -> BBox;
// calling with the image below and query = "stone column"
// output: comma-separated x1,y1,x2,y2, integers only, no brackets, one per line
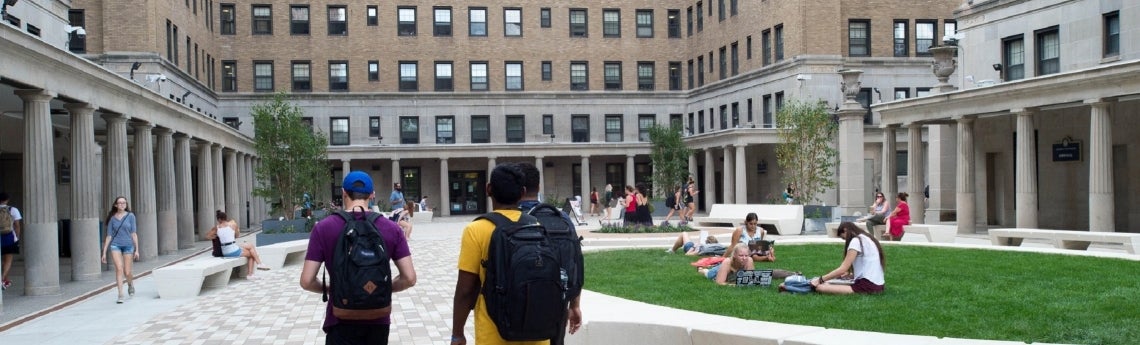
704,149,716,210
907,123,925,225
102,113,131,204
153,128,178,255
487,157,496,208
688,152,698,181
132,122,159,261
392,158,402,191
1014,109,1038,228
837,107,866,217
212,144,224,212
197,142,215,240
956,116,976,234
734,144,747,203
535,157,545,197
1087,100,1114,232
174,135,195,248
342,159,351,175
224,149,238,218
881,125,898,205
235,153,245,227
440,158,450,216
17,89,60,295
625,155,635,188
246,154,255,226
65,102,101,281
722,146,734,203
581,156,591,201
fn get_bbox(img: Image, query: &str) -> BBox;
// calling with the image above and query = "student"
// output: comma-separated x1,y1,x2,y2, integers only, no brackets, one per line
807,221,885,294
300,171,417,344
589,187,600,217
698,243,754,285
727,213,775,262
683,178,699,223
667,231,719,255
885,192,911,241
0,192,22,290
207,210,270,279
660,186,684,226
100,196,137,303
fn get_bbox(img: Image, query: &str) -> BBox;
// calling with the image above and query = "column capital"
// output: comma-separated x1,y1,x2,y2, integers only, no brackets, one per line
14,89,56,102
1010,107,1038,116
131,120,154,130
953,115,976,124
392,158,402,162
211,143,223,149
63,102,96,115
342,158,351,163
881,123,901,130
1084,98,1114,106
223,147,236,155
733,143,747,148
905,122,925,129
101,112,129,123
173,133,192,141
153,127,174,136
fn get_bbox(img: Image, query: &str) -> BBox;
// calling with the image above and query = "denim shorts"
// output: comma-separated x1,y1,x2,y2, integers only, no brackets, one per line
705,265,721,280
109,245,135,254
682,241,695,253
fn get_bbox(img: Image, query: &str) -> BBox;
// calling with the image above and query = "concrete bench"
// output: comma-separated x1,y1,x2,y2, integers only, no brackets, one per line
259,239,309,270
154,256,249,299
903,224,958,243
989,228,1140,254
825,222,887,240
599,205,625,227
693,204,804,235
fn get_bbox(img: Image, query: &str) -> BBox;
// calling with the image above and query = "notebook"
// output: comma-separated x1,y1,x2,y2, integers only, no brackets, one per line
826,278,856,285
735,269,774,287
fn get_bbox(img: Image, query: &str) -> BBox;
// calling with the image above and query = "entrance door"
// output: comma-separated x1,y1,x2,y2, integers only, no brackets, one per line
449,171,486,215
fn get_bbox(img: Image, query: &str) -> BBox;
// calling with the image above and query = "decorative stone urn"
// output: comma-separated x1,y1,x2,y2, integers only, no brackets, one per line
930,45,958,90
837,69,863,110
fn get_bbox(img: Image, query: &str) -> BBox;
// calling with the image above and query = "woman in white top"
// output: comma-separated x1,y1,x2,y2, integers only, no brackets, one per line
207,210,269,279
726,213,775,262
810,221,885,294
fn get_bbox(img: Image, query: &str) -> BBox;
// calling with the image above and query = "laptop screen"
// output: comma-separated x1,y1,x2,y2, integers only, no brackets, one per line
735,269,773,287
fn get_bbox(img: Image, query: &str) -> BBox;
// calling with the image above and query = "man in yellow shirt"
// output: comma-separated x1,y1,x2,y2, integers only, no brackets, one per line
451,163,565,345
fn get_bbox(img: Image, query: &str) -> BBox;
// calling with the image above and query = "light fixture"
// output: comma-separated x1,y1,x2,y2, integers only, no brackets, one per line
181,90,192,102
756,160,768,174
129,62,142,79
991,63,1002,71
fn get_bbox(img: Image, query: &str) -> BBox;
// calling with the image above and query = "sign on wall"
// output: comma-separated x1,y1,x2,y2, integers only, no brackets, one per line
1052,137,1081,162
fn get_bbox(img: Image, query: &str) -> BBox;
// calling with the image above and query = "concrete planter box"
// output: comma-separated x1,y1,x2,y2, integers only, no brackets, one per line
261,218,310,234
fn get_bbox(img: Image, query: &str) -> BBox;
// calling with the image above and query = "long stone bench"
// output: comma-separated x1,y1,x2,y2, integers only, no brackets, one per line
904,224,958,243
694,204,804,235
258,239,309,270
989,228,1140,254
153,256,249,298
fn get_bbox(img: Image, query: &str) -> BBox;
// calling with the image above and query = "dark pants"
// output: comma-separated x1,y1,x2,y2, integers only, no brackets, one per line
325,323,390,345
550,311,568,345
865,214,886,228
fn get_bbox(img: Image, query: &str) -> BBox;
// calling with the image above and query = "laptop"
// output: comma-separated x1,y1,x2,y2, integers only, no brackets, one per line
748,239,774,253
735,269,774,287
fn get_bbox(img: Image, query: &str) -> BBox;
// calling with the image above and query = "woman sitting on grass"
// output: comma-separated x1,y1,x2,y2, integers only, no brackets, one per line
727,213,775,262
698,243,753,285
803,221,885,294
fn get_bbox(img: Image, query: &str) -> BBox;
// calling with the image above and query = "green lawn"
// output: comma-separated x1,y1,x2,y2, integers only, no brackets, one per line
583,244,1140,345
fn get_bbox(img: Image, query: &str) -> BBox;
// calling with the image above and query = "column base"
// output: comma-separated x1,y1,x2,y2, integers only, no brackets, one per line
1089,193,1114,232
956,192,975,235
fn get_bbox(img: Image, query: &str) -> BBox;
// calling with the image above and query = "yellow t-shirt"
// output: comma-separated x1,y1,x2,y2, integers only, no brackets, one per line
457,209,550,345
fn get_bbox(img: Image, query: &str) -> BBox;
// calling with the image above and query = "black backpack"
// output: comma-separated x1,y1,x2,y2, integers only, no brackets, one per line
524,204,585,303
479,211,568,341
322,210,393,320
665,193,676,208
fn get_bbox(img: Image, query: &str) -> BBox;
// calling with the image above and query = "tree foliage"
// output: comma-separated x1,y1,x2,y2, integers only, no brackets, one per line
775,99,838,205
251,93,330,219
648,124,693,199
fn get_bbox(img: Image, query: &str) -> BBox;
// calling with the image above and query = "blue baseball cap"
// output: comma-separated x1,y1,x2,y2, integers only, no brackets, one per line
342,171,374,194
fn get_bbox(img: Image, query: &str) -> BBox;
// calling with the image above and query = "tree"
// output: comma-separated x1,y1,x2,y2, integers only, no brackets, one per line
775,99,838,205
251,93,330,220
648,124,693,198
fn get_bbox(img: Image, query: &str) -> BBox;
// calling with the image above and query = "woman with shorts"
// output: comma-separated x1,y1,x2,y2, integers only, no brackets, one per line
100,196,139,304
208,210,269,279
698,243,754,285
806,222,885,294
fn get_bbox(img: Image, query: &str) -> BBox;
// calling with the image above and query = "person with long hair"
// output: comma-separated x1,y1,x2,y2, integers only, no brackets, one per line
635,183,652,226
860,192,891,230
698,243,754,285
207,210,269,279
100,196,138,304
885,192,911,241
726,213,775,262
622,185,639,226
661,185,684,226
683,177,699,223
806,222,885,294
589,186,600,217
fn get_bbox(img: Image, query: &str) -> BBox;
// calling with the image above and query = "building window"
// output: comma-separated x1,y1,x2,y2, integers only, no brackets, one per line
301,117,313,132
604,115,623,142
291,61,310,91
671,113,683,130
730,42,739,75
1003,35,1024,81
330,118,349,145
329,61,348,91
222,60,236,91
636,10,653,38
435,62,453,91
399,61,418,91
166,20,173,60
916,20,935,56
254,61,273,91
506,115,525,143
718,0,725,21
541,61,552,81
604,62,622,90
502,62,523,91
696,2,703,31
687,60,694,89
471,116,490,143
668,61,681,90
915,88,931,97
398,7,417,36
761,95,772,127
944,20,957,42
603,9,620,37
68,10,86,53
251,5,272,34
686,7,693,37
746,35,752,59
399,117,419,144
572,115,590,142
893,88,909,100
290,6,309,35
856,88,873,124
366,6,378,26
730,0,738,16
893,20,908,57
774,91,785,115
1036,27,1059,76
637,62,654,91
638,114,655,141
328,6,347,35
369,116,380,137
504,8,522,36
434,7,452,36
697,56,704,86
719,105,728,129
1104,12,1119,57
896,151,908,176
220,4,235,35
731,102,740,127
849,20,870,57
469,7,486,36
543,114,553,135
718,46,727,80
570,61,588,90
540,8,551,28
667,9,680,38
436,116,455,144
470,62,488,91
762,29,771,66
775,24,784,61
570,9,587,37
368,60,379,81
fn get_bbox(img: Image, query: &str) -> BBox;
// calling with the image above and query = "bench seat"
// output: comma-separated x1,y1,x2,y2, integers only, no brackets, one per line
154,256,248,298
989,228,1140,254
825,222,887,240
259,239,309,270
693,204,803,235
903,224,958,243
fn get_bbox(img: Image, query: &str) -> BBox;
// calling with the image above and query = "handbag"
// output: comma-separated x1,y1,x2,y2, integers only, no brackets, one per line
211,237,223,257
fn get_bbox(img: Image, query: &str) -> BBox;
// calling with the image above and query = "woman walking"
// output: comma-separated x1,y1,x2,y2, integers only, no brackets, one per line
101,196,138,304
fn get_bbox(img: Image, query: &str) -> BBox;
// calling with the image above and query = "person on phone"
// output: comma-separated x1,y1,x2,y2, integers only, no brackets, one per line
805,221,885,295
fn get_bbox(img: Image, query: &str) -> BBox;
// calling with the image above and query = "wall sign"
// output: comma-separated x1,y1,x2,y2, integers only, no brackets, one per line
1052,137,1081,162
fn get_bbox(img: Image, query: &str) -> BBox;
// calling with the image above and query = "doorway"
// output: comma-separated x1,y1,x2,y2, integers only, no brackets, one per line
985,152,1006,226
449,171,486,215
1113,145,1130,232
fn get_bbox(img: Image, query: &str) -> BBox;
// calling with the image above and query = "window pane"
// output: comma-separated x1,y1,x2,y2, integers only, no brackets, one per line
329,8,345,21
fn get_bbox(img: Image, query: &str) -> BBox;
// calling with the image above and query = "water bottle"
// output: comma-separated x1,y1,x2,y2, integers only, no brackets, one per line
560,268,569,299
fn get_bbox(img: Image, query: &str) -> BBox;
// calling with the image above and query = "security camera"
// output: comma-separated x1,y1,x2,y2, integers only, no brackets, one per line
158,74,168,81
66,25,86,38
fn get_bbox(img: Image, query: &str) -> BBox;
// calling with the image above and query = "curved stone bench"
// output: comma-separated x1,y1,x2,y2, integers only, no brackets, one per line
258,239,308,270
153,256,248,299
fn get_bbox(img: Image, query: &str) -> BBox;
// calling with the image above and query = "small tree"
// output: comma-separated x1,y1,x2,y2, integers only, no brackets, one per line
648,124,693,198
251,93,330,220
775,99,838,205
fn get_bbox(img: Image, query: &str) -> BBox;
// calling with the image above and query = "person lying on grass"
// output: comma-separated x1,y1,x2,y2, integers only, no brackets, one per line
789,221,885,294
667,231,722,255
698,243,753,285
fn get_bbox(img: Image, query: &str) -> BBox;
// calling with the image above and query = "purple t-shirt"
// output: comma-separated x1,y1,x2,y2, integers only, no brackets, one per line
305,211,411,331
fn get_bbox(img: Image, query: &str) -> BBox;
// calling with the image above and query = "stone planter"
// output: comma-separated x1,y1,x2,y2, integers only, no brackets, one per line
261,218,310,234
802,205,838,234
930,46,958,90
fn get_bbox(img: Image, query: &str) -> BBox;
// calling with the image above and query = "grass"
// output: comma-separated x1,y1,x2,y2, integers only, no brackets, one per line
594,224,694,233
583,244,1140,345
